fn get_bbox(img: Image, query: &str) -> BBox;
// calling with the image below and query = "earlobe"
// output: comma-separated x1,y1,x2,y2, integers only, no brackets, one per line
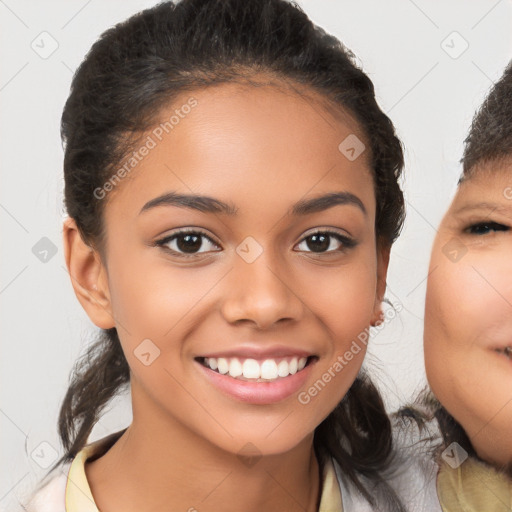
62,217,115,329
371,243,391,326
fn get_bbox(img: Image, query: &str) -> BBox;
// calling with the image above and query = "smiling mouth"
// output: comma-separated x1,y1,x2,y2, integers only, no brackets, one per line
494,346,512,360
195,355,318,382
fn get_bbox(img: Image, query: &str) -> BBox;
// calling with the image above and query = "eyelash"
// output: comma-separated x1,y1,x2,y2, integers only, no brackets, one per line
154,228,356,259
465,221,510,235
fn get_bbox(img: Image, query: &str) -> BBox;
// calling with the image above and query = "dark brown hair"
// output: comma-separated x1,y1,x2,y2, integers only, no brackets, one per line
396,387,474,460
50,0,407,508
461,59,512,180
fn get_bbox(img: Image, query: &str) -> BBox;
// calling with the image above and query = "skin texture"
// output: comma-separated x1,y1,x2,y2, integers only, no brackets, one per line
425,160,512,469
63,79,389,512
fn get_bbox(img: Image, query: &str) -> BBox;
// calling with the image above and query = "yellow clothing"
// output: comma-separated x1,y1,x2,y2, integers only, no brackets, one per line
25,426,441,511
62,431,343,511
437,456,512,511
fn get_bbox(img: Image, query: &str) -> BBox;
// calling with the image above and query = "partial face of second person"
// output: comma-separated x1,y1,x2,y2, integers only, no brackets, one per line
67,79,388,458
425,159,512,467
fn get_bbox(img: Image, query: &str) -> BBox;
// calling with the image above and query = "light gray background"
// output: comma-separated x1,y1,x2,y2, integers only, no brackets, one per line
1,0,511,509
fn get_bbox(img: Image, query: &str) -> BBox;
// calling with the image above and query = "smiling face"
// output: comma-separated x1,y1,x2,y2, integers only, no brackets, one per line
425,160,512,467
68,80,387,458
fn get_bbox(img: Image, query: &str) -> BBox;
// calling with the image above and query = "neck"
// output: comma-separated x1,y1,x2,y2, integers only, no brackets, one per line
85,387,322,512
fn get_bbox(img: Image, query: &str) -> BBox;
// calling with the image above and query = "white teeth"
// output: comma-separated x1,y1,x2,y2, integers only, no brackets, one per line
217,357,229,374
261,359,278,380
277,360,289,377
228,358,243,378
201,355,310,381
242,359,260,379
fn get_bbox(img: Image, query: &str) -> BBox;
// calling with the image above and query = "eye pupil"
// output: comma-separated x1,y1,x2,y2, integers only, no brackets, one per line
307,234,330,252
177,234,202,253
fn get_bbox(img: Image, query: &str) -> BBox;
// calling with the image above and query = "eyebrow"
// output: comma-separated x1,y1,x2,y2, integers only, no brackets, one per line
453,202,512,216
139,191,367,217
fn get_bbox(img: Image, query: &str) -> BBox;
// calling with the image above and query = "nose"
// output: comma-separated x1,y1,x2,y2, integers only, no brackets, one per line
220,249,305,330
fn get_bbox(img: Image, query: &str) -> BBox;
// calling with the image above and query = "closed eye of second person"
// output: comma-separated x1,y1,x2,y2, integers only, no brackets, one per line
465,221,510,235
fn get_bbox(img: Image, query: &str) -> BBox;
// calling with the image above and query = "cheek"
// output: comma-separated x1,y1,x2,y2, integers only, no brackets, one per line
321,264,377,343
300,256,378,408
103,247,217,378
292,247,378,327
107,248,220,328
424,252,474,397
426,252,512,353
425,249,512,413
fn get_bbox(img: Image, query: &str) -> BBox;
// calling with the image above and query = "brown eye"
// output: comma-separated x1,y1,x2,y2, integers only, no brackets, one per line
175,233,204,253
295,230,356,254
156,230,221,258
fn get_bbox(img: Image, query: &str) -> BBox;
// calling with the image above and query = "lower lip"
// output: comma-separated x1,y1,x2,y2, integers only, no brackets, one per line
196,359,316,404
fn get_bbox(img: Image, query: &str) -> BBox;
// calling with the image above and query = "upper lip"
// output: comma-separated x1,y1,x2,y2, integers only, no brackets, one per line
197,345,314,360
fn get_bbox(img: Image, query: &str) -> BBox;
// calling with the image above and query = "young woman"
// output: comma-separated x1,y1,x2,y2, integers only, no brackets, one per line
410,61,512,510
23,0,437,510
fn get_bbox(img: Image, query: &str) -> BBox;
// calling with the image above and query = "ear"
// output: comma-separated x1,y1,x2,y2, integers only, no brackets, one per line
370,241,391,327
62,217,115,329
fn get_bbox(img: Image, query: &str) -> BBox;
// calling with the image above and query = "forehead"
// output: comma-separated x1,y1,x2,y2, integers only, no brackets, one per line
444,160,512,219
104,81,375,219
457,159,512,196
